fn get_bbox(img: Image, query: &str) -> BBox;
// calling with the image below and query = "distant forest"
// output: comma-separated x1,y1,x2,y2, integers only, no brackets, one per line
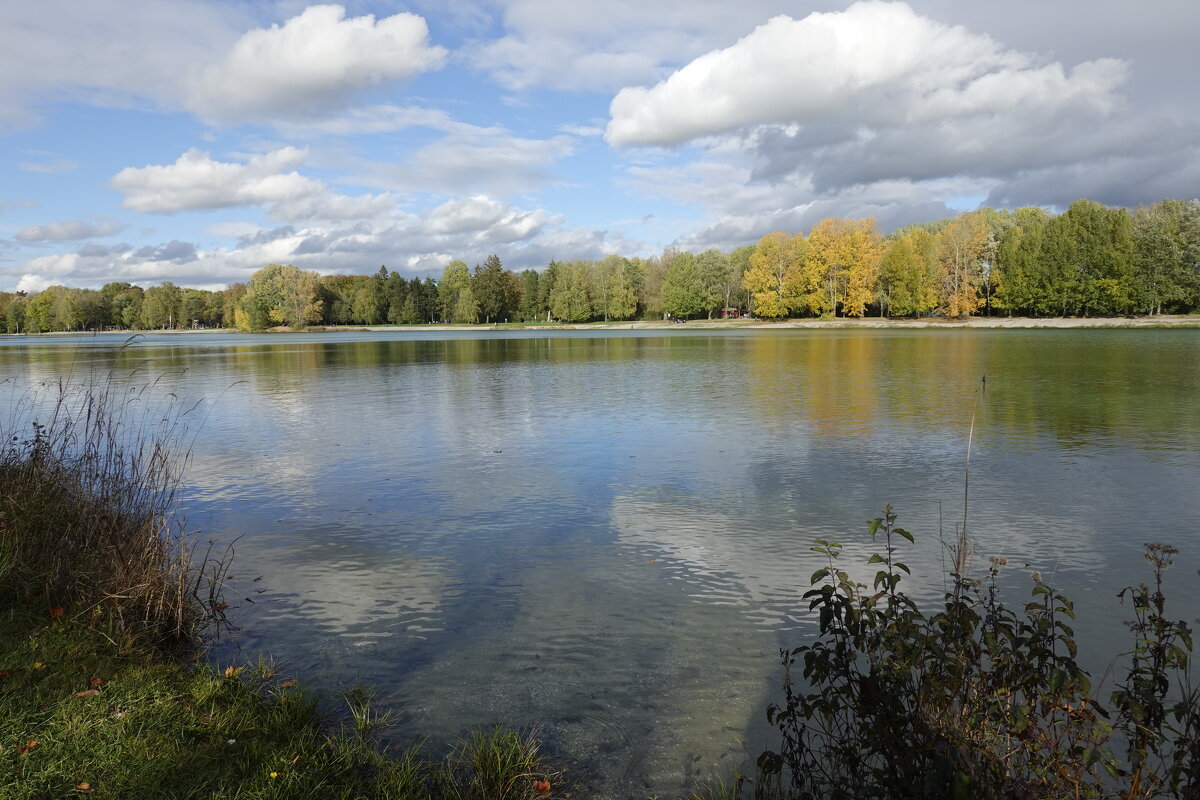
3,198,1198,332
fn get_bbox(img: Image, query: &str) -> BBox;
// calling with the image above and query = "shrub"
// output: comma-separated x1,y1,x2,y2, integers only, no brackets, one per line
756,506,1200,800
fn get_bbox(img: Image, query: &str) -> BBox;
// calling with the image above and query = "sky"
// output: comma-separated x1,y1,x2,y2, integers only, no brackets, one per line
1,0,1197,292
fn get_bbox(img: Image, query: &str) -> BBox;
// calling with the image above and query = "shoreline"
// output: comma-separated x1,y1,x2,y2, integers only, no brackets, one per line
4,314,1198,338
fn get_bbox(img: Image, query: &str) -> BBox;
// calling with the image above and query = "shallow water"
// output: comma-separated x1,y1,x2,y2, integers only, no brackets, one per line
2,328,1198,797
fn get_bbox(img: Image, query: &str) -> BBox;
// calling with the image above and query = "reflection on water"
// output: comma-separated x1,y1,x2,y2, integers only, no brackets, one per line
1,328,1198,798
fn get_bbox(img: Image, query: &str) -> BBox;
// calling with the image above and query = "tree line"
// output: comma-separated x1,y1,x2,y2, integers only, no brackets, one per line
3,198,1198,332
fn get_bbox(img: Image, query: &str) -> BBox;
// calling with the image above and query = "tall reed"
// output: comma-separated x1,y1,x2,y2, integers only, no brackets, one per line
0,364,228,647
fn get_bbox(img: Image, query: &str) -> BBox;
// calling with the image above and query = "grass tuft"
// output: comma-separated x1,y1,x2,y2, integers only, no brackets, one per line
0,370,229,648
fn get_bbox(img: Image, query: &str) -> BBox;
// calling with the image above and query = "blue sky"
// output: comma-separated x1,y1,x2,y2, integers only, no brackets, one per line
2,0,1198,291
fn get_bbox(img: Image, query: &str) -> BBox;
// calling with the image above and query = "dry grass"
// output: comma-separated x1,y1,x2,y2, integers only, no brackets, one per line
0,365,229,648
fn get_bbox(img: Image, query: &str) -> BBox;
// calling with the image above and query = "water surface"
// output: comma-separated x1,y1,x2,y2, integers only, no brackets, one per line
2,328,1198,797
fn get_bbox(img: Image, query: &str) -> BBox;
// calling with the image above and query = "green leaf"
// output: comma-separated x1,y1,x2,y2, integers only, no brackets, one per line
895,528,914,543
810,568,830,585
867,518,882,538
868,553,885,564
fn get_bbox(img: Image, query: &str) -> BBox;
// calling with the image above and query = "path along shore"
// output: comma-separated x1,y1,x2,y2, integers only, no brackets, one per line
7,314,1199,336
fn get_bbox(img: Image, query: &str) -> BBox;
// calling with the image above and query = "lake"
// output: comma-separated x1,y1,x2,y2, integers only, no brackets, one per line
2,328,1198,798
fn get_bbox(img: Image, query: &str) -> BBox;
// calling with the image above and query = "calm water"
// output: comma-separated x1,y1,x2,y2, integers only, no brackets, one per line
2,328,1199,797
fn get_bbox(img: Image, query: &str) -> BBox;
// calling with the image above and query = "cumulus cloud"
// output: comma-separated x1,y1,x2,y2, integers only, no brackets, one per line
110,147,394,222
2,195,633,291
427,196,551,242
607,2,1128,147
600,0,1200,246
300,108,576,197
0,0,243,128
16,219,126,242
473,0,798,92
188,5,446,123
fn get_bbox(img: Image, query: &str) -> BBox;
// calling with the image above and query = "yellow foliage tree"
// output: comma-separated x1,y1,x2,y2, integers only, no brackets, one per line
807,218,883,317
743,232,807,318
843,219,883,317
936,212,988,317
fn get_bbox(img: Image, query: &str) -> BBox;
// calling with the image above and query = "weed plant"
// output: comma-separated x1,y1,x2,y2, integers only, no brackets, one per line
755,506,1200,800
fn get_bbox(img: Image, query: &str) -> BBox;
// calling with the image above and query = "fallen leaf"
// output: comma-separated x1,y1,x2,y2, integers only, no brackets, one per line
213,602,229,612
533,778,551,794
74,782,95,794
76,689,100,698
279,679,298,689
644,560,657,564
89,677,102,688
17,741,38,755
33,662,47,670
50,607,65,619
0,668,19,677
223,665,242,679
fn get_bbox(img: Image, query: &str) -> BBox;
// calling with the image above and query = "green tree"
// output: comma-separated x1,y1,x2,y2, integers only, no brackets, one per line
600,255,638,320
473,254,512,323
517,269,541,321
438,261,471,323
351,283,378,325
694,249,730,318
537,261,562,322
880,230,938,317
141,282,182,329
993,207,1049,316
452,284,480,323
385,271,409,324
723,246,752,314
548,262,592,322
241,265,322,330
662,251,705,319
4,294,26,333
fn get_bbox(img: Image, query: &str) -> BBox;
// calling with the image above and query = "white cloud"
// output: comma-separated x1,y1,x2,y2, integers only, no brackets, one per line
607,2,1128,147
3,193,632,291
0,0,244,128
18,151,79,174
341,125,575,197
559,124,605,137
16,273,55,293
188,5,446,124
110,147,394,222
427,196,551,243
595,0,1200,247
16,220,126,242
472,0,797,93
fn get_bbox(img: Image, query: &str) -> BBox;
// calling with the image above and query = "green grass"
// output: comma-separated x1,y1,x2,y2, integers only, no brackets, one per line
0,607,564,799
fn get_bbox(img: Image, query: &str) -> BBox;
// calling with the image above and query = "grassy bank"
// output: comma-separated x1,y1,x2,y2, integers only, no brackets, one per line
0,378,564,799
